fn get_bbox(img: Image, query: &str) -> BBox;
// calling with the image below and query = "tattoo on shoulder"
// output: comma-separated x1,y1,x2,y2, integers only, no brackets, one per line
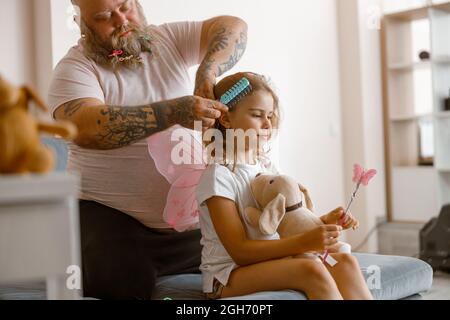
199,27,247,80
208,27,230,54
63,100,85,117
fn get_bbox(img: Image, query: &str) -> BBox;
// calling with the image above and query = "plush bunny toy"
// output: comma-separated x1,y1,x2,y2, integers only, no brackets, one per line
0,75,77,174
245,173,351,259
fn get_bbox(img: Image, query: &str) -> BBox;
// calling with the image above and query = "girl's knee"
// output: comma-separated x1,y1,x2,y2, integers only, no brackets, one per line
333,253,360,269
296,259,341,299
298,259,333,283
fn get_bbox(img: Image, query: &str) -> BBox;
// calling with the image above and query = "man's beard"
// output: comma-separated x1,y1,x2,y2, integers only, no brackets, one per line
80,12,153,69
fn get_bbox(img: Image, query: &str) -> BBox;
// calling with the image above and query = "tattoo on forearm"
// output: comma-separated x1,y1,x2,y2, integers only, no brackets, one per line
94,97,196,149
217,31,247,77
95,106,158,149
196,56,215,90
159,97,196,128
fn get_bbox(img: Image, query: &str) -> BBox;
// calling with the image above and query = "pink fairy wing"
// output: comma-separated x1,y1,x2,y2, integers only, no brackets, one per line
148,125,206,231
352,164,364,183
148,125,205,184
361,169,377,186
172,168,205,188
164,178,202,232
165,167,204,231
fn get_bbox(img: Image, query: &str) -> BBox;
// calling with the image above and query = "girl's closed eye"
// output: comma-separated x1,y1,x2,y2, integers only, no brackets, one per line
251,113,273,120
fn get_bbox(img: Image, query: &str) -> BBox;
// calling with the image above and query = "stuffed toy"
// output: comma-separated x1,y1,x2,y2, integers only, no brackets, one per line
0,75,77,174
245,173,351,260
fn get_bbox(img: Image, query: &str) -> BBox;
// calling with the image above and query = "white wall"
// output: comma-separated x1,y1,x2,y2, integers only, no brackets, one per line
0,0,36,87
358,0,387,222
33,0,80,103
34,0,53,102
141,0,345,216
0,0,67,103
50,0,80,68
337,0,386,252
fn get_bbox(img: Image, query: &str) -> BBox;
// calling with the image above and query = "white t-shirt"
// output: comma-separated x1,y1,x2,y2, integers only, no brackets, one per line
48,21,203,229
196,161,279,293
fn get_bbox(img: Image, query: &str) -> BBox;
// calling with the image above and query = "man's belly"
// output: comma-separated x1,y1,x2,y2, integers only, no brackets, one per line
68,141,172,229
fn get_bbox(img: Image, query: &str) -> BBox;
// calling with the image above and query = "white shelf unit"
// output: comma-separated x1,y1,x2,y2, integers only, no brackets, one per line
381,1,450,222
0,173,82,299
382,0,429,15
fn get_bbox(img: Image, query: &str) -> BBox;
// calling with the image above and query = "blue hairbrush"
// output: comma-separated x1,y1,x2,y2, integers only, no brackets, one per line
220,77,253,108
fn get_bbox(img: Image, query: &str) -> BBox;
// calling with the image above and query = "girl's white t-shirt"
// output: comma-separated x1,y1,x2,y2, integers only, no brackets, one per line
196,161,279,293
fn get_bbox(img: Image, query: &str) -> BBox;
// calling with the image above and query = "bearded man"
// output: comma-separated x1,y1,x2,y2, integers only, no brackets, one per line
48,0,247,300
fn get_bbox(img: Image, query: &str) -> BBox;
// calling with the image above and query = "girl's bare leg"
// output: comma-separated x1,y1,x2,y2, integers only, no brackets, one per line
220,257,343,300
325,253,374,300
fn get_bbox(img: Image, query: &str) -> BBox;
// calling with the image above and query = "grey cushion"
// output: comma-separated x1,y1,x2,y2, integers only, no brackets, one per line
152,253,433,300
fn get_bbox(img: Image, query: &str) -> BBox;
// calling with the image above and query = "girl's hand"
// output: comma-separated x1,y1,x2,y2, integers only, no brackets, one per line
298,225,343,252
340,211,359,230
320,207,359,230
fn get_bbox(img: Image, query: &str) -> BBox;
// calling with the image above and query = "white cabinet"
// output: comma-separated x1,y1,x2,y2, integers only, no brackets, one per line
382,0,429,15
0,173,82,300
382,1,450,221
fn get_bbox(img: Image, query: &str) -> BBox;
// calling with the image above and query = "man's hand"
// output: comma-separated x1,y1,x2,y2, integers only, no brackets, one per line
189,96,228,130
194,70,216,100
320,207,360,230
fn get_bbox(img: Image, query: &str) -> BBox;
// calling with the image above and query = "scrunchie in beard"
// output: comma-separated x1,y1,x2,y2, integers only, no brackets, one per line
81,20,154,69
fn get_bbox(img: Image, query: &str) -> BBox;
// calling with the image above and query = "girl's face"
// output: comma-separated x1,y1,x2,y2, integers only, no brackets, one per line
220,90,275,142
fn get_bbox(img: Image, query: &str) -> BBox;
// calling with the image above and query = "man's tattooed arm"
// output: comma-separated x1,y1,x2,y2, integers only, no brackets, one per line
55,96,196,150
195,16,248,94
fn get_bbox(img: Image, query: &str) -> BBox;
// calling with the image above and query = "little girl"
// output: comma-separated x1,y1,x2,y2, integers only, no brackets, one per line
196,72,373,300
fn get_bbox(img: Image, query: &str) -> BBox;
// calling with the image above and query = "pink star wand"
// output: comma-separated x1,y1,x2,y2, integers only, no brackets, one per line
321,164,376,267
339,164,377,226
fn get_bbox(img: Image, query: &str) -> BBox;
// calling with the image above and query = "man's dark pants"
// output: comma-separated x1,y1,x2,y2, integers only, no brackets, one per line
79,200,202,300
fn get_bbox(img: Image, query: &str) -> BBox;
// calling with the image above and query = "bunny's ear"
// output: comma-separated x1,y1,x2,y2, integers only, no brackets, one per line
259,194,286,235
